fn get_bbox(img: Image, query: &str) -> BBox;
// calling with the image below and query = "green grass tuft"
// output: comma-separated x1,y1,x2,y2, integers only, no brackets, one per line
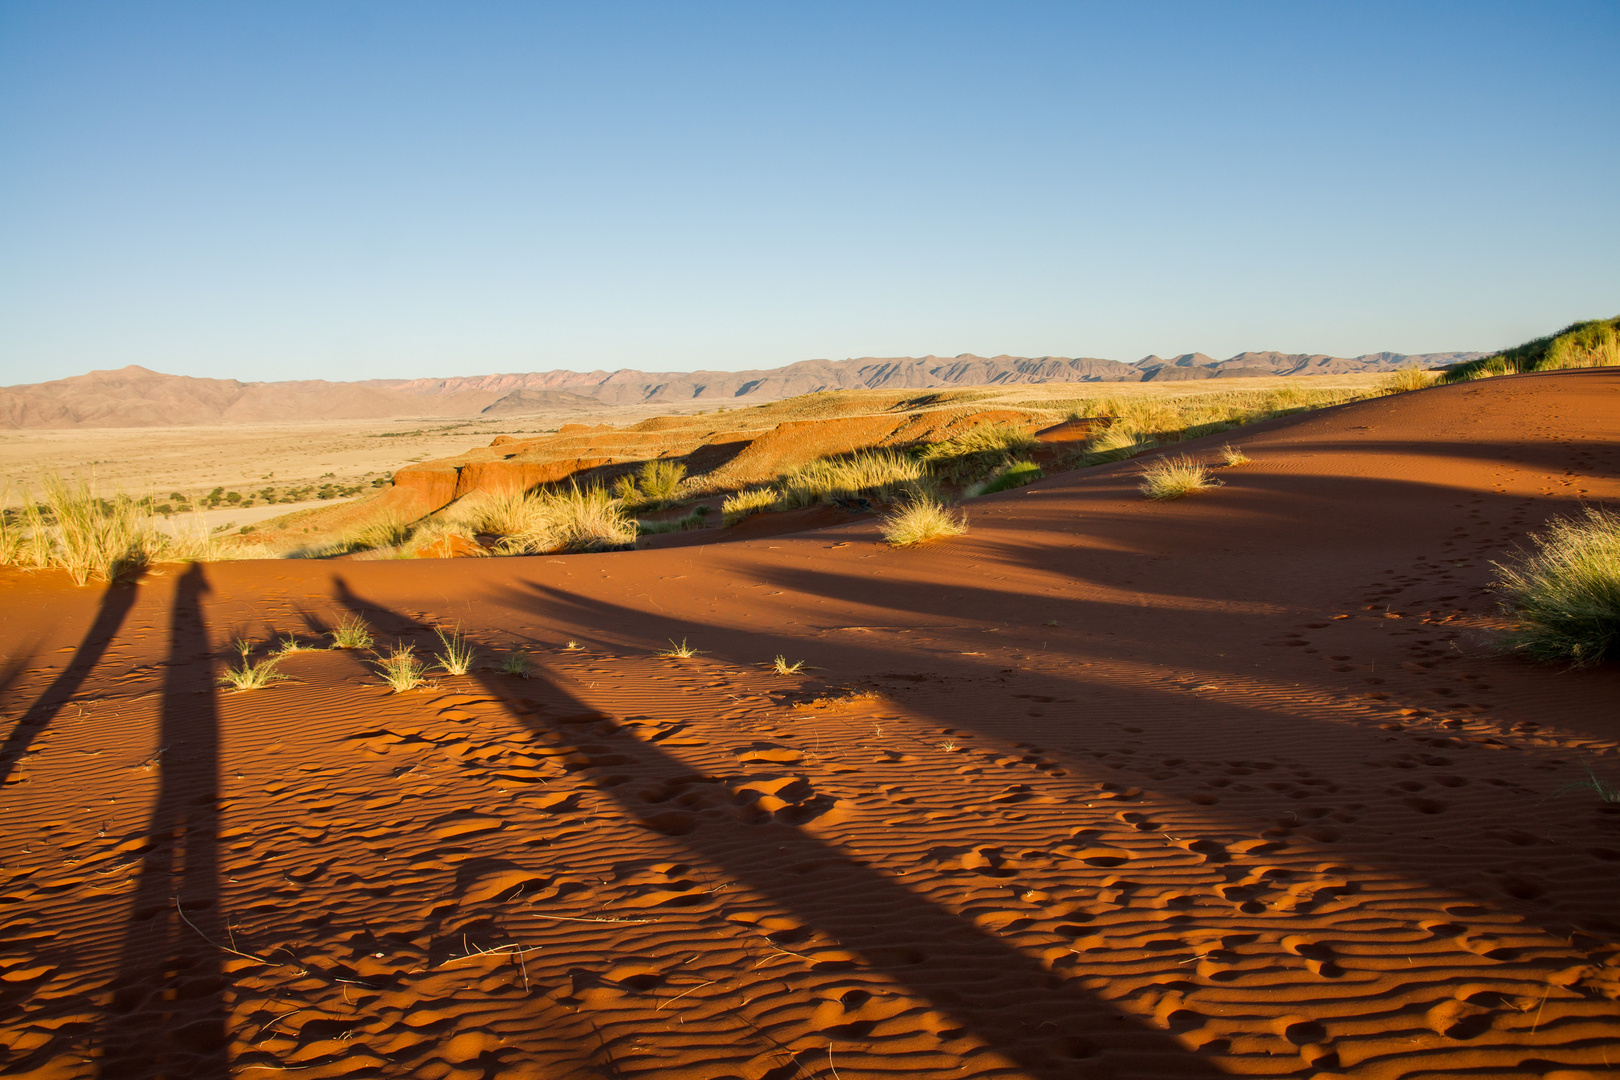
1493,507,1620,666
434,622,476,675
219,651,288,691
375,643,428,692
328,614,375,650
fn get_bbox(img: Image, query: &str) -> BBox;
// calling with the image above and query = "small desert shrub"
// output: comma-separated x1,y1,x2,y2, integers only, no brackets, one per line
658,637,702,658
778,451,928,509
434,623,476,675
638,460,687,503
613,459,688,509
879,496,968,548
1380,367,1434,395
969,460,1042,496
375,643,428,692
329,614,375,650
499,650,532,677
771,655,804,675
919,425,1039,482
1219,443,1250,466
1139,455,1216,500
274,635,310,655
219,653,287,691
1493,507,1620,666
722,487,780,526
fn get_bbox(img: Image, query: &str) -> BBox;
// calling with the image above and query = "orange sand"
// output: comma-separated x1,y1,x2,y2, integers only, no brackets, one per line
2,369,1618,1079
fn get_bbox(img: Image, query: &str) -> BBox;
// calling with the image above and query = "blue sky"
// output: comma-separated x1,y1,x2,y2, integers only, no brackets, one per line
1,2,1616,383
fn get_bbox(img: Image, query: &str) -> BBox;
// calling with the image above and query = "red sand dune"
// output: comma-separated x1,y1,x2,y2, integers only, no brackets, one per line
1,369,1618,1079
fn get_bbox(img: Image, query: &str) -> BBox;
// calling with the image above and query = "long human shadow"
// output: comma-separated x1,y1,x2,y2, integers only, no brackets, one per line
0,582,138,790
493,577,1620,951
99,564,229,1079
329,576,1227,1078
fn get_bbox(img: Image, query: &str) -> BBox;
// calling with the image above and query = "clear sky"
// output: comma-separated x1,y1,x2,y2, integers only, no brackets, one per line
1,2,1616,384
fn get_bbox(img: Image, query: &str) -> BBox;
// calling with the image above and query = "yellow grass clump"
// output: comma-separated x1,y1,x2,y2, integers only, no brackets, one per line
879,496,968,548
778,450,928,509
722,487,780,526
1380,367,1435,394
1139,455,1217,500
455,484,635,554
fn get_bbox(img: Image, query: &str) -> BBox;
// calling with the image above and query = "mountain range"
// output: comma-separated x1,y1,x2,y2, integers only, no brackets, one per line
0,349,1483,428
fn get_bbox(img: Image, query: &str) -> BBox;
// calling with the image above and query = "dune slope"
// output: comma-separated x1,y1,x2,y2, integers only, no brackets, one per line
1,369,1618,1079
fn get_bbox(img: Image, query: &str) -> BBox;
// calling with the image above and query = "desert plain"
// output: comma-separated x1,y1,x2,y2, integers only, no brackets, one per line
1,367,1619,1079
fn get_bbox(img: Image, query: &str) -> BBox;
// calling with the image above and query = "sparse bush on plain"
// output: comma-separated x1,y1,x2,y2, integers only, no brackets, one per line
1139,455,1217,500
879,496,968,548
778,450,928,509
375,643,428,692
434,623,476,675
328,614,375,650
722,487,780,526
1493,506,1620,667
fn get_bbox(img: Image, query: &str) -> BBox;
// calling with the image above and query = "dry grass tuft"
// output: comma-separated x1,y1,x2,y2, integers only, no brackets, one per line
219,650,288,691
658,637,703,658
1380,367,1435,395
771,655,805,675
499,649,532,677
1219,443,1250,466
1139,455,1217,500
463,484,636,555
375,643,428,692
918,424,1039,482
0,474,212,584
328,614,375,650
434,623,476,675
879,496,968,548
778,451,928,509
722,487,780,526
1494,506,1620,666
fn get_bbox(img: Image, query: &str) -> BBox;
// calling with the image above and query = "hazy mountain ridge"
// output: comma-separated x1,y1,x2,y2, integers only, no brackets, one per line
1,350,1484,428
